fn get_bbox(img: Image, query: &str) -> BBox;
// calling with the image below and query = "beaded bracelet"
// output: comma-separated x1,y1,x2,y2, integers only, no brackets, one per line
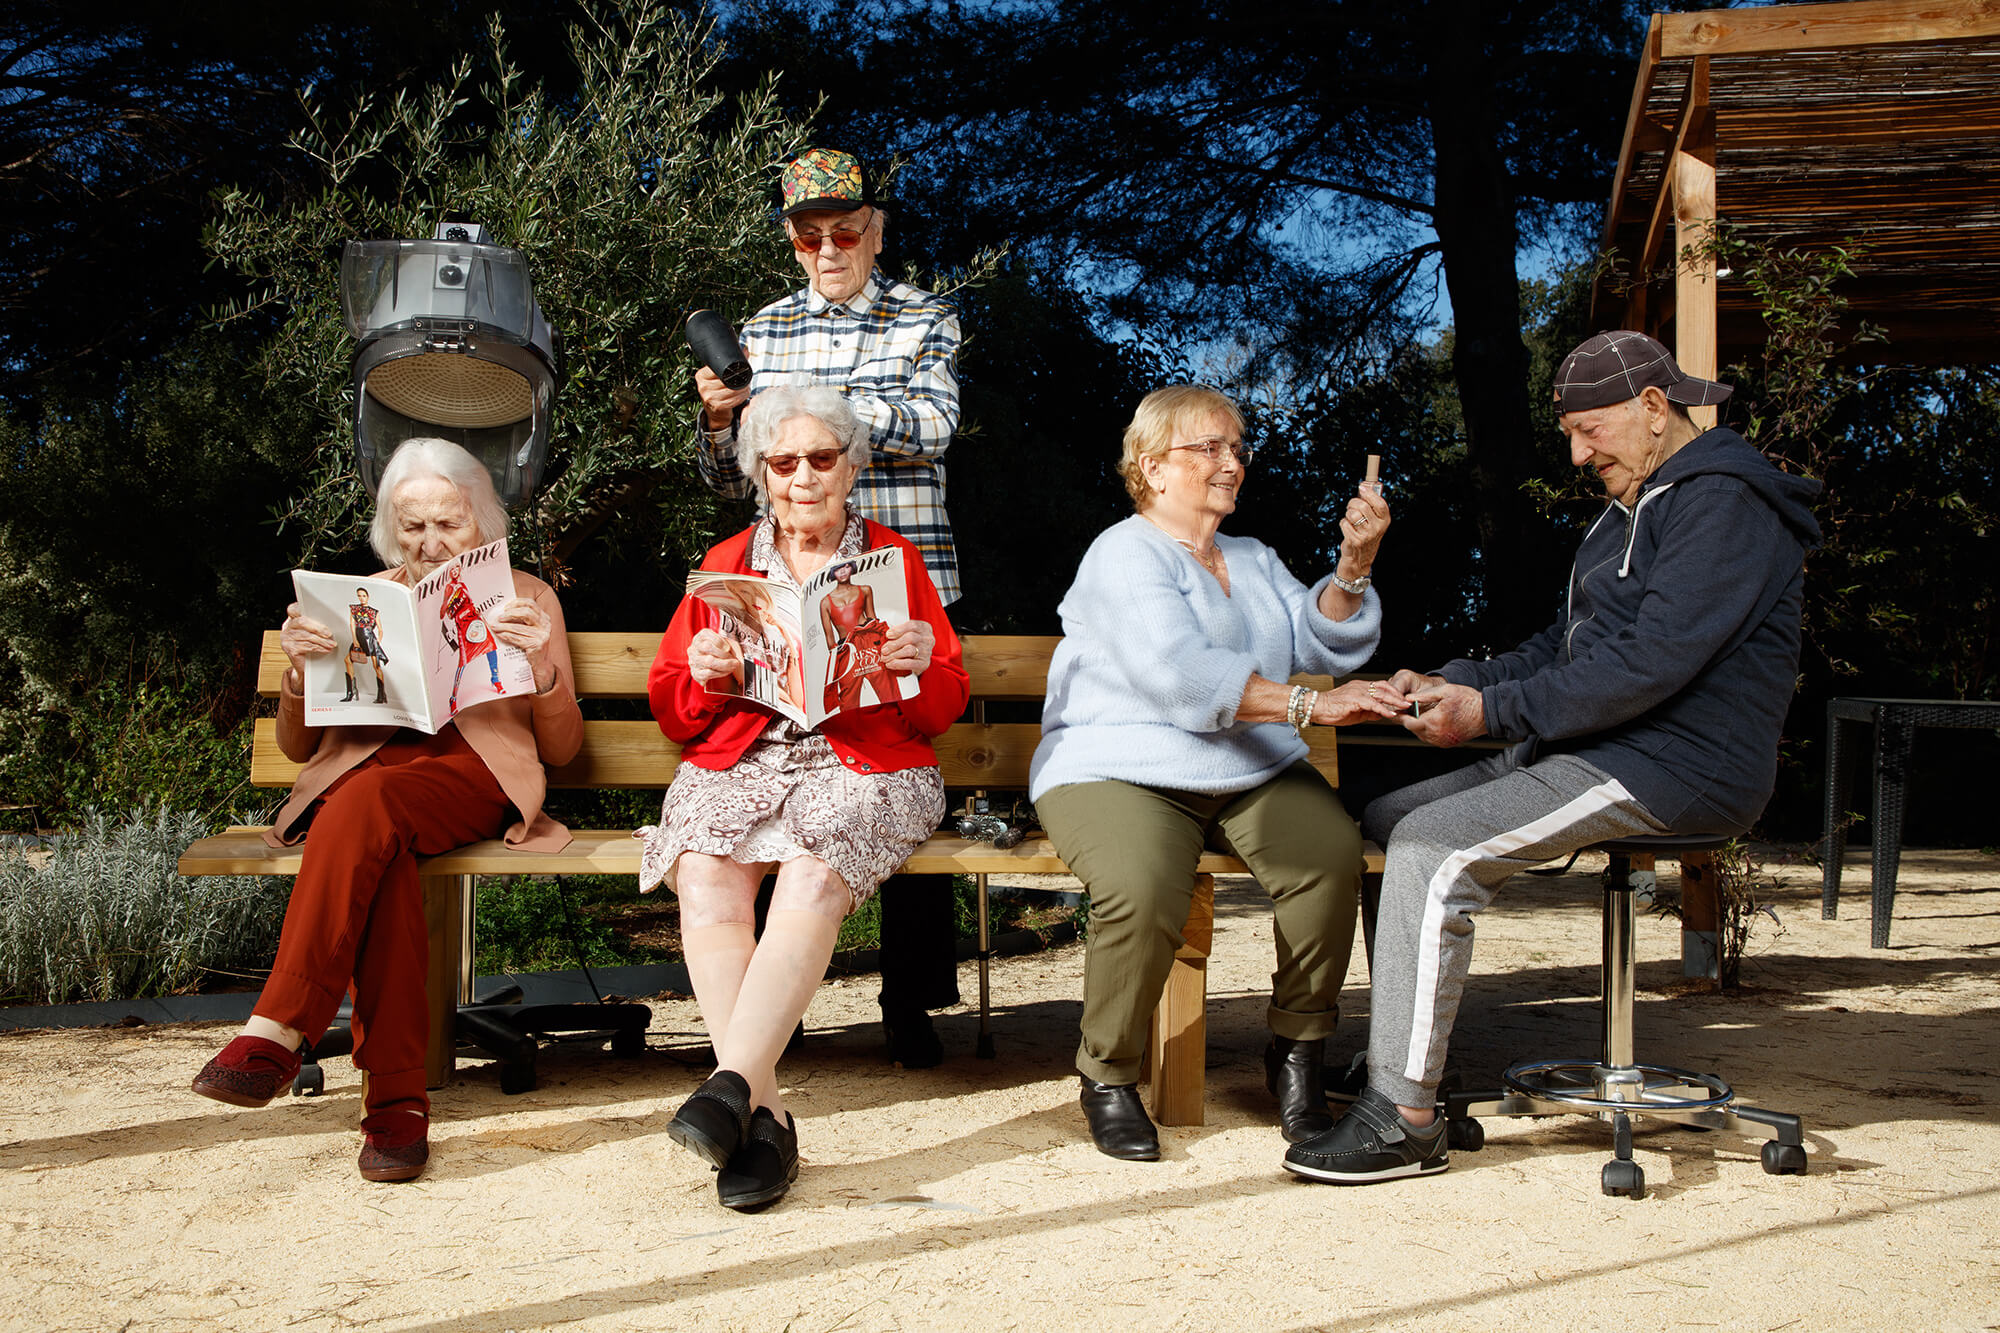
1286,684,1319,732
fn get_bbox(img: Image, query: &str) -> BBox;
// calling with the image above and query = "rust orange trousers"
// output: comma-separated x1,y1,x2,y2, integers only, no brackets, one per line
256,727,510,1124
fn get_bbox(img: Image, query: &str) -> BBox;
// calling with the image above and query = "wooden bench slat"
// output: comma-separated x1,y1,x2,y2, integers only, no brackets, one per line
259,630,1068,701
184,826,1386,880
252,719,1062,790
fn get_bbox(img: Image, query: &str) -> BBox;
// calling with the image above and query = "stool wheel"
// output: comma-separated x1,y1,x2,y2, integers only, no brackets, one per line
611,1026,646,1057
499,1059,537,1095
1447,1117,1485,1152
292,1064,325,1098
1762,1140,1807,1175
1601,1158,1646,1198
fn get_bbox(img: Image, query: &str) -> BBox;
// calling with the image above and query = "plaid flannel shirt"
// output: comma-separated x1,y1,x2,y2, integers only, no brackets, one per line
697,275,962,604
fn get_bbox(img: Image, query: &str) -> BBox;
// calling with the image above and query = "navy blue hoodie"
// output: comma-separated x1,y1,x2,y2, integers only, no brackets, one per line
1440,427,1823,832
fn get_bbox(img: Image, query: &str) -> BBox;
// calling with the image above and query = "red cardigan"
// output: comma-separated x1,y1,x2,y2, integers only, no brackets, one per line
649,520,970,775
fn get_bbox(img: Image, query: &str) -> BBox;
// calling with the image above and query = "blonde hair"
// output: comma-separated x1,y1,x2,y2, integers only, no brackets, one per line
1116,385,1246,511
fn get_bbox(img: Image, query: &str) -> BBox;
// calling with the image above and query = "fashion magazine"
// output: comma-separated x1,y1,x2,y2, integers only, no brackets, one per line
290,537,536,731
685,545,920,728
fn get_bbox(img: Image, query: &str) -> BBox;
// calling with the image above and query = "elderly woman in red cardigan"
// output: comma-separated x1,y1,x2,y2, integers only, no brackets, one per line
190,438,584,1184
641,386,968,1211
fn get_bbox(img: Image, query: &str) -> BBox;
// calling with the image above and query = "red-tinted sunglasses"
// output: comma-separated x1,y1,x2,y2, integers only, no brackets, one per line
763,449,845,476
789,228,867,253
789,212,874,253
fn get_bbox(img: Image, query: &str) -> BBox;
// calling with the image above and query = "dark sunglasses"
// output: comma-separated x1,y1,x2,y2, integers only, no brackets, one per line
763,449,845,476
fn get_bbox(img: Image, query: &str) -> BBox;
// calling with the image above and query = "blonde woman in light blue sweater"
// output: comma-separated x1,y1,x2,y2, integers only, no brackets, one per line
1032,385,1404,1161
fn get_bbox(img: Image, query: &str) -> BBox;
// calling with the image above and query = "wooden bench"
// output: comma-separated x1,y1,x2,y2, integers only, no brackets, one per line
179,632,1383,1125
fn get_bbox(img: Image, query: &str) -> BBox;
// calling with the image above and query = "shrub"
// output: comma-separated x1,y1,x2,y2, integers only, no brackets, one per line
0,664,263,832
0,806,289,1005
473,875,627,976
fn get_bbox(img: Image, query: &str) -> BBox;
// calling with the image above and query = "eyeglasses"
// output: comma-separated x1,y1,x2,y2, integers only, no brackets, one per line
790,228,868,252
1170,438,1256,466
763,449,846,477
789,213,874,253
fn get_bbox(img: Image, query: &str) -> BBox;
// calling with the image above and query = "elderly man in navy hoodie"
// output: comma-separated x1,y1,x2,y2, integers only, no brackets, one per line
1284,331,1823,1186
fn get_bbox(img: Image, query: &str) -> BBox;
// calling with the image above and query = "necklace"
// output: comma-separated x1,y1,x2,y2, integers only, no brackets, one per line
1142,514,1224,577
1175,538,1220,573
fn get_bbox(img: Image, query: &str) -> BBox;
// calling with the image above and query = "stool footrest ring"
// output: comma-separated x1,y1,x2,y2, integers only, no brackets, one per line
1502,1057,1734,1114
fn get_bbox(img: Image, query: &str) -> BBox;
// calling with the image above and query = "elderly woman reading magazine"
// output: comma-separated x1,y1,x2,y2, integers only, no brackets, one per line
1031,385,1403,1161
190,438,583,1184
641,387,969,1210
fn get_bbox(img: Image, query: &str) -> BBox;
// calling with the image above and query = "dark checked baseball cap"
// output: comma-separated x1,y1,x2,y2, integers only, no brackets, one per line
1553,330,1733,414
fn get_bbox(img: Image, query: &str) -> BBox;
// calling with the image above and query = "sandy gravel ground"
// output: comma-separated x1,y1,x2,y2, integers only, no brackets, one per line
4,848,1998,1332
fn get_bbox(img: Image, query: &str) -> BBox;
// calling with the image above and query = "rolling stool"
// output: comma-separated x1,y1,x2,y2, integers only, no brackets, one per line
1440,833,1808,1198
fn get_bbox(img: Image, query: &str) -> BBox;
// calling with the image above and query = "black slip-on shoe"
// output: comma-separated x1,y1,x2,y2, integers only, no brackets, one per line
667,1069,753,1170
717,1107,798,1211
1265,1035,1333,1144
1079,1076,1160,1161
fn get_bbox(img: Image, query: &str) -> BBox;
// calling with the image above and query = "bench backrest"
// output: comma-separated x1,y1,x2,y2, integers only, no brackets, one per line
251,632,1341,794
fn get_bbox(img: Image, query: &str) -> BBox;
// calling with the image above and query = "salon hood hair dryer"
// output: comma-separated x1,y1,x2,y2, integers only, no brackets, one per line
339,223,562,507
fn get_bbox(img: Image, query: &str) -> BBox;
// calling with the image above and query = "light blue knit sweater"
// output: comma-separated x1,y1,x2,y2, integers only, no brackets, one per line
1029,515,1383,800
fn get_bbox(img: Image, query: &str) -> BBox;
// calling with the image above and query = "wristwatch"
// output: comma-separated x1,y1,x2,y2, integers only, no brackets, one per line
1330,570,1372,594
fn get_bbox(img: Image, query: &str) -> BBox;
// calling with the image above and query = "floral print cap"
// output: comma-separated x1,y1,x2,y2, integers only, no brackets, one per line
780,147,871,218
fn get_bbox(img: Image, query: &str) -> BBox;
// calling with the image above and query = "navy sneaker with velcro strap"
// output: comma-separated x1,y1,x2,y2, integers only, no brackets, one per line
1283,1085,1449,1184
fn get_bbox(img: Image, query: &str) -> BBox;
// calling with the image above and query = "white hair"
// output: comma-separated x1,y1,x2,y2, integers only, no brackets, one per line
368,438,509,569
734,387,871,505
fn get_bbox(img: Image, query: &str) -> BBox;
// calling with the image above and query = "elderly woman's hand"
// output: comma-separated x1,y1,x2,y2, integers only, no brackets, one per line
279,603,338,688
490,597,558,691
881,620,935,677
1337,483,1392,575
1311,678,1409,727
687,628,745,686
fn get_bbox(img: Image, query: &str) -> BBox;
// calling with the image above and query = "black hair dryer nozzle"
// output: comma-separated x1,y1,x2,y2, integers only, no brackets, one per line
685,309,752,389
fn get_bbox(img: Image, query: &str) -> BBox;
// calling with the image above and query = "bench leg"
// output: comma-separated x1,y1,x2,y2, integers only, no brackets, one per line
1679,851,1720,980
422,873,468,1090
1146,874,1215,1127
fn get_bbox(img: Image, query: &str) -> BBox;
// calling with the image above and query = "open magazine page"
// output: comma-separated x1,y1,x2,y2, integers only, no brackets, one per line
799,547,919,723
684,572,813,728
290,571,435,731
289,538,534,733
409,538,537,724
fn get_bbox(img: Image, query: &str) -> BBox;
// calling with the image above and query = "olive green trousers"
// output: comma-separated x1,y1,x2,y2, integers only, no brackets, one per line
1036,762,1364,1086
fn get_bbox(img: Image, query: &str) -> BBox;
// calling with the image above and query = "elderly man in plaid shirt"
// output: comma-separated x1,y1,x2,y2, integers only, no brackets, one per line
693,146,965,1068
695,146,961,605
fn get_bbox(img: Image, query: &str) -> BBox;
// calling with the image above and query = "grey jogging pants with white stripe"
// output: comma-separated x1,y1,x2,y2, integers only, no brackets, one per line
1359,749,1667,1111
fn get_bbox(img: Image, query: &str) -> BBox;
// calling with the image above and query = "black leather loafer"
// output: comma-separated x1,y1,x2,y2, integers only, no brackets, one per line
718,1107,799,1211
1265,1035,1334,1144
667,1069,753,1170
1079,1076,1160,1161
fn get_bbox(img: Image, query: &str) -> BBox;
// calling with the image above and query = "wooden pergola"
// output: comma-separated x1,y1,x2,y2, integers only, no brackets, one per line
1595,0,2000,417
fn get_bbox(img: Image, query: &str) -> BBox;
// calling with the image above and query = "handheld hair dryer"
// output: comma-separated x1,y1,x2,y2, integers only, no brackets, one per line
685,309,752,389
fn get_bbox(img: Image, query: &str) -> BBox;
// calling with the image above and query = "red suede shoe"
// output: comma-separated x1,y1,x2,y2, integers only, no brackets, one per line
190,1035,302,1108
358,1115,430,1184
